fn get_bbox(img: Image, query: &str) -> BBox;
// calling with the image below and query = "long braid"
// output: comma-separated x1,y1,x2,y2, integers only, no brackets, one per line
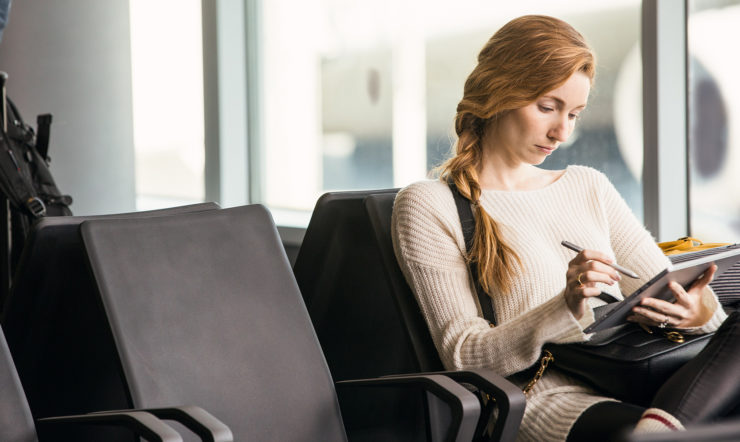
440,118,521,296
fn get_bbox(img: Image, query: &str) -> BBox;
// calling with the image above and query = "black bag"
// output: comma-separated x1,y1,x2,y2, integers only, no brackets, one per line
0,84,72,218
545,305,712,405
0,72,72,300
449,182,712,405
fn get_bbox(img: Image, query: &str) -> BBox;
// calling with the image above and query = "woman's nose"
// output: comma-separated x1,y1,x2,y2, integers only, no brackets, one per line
548,115,570,142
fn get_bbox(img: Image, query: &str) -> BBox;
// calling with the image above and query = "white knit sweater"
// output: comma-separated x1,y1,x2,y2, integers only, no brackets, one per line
391,165,727,441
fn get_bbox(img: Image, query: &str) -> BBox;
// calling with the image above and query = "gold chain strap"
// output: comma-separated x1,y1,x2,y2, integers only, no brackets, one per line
523,350,554,395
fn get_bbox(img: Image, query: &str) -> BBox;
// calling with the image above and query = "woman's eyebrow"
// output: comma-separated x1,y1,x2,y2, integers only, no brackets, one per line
541,95,587,110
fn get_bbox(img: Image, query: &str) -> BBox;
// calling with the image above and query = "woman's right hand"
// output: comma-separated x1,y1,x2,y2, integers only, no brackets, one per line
564,249,621,319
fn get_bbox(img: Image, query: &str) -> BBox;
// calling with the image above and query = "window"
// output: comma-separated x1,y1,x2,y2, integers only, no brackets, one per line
129,0,205,210
688,0,740,242
252,0,644,226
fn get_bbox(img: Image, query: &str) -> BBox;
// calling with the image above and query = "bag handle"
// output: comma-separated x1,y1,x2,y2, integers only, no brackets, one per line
449,182,497,325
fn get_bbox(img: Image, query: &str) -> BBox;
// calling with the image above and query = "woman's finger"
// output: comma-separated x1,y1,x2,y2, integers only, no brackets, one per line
572,249,615,267
630,305,676,327
575,269,618,287
640,294,688,319
689,264,717,291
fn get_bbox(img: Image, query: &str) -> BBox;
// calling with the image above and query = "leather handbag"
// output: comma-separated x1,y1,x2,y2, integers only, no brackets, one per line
544,306,712,405
449,183,714,405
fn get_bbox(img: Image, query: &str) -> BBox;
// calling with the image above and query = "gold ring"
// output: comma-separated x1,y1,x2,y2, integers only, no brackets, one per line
577,273,585,286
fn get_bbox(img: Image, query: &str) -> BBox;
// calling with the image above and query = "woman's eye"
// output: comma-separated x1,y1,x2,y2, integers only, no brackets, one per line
569,114,579,120
539,106,553,112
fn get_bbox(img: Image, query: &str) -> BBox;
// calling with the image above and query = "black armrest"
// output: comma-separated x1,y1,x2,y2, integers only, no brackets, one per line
337,373,480,442
37,410,183,442
90,405,233,442
441,369,525,442
382,369,525,442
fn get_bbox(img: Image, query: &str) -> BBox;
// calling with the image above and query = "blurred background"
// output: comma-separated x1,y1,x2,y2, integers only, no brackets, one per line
0,0,737,242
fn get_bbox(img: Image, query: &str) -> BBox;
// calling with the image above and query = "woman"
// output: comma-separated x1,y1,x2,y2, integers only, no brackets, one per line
391,15,740,441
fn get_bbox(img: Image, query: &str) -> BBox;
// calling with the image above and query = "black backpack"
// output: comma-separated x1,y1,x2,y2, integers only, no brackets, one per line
0,71,72,299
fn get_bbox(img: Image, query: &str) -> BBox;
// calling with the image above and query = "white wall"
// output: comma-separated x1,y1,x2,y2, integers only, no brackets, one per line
0,0,136,215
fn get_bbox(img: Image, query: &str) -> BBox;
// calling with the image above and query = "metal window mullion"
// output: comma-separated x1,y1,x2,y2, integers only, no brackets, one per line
245,0,262,205
642,0,689,242
202,0,221,204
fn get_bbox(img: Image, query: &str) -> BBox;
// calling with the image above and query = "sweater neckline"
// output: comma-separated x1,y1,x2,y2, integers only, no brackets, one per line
480,165,572,195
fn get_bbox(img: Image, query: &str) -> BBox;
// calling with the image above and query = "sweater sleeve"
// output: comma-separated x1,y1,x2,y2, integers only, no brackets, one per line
391,182,590,376
595,170,727,332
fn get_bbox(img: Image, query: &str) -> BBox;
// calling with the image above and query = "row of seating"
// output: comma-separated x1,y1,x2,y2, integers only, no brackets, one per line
0,192,737,441
293,189,740,441
0,200,518,441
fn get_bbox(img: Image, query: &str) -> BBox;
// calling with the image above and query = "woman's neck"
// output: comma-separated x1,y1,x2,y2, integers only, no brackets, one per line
477,155,563,192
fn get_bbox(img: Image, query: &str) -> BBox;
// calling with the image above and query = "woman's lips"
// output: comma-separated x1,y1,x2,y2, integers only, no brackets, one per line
536,144,556,154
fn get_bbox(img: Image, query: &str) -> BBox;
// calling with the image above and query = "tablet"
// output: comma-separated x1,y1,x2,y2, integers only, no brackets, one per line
584,243,740,333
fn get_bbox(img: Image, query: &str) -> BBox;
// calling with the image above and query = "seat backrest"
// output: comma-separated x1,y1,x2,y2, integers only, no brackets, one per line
293,189,419,380
80,205,347,442
294,190,439,442
364,192,443,372
2,203,220,423
0,326,36,442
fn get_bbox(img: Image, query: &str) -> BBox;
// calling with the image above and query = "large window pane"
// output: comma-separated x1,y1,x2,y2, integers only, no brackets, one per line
688,0,740,242
256,1,643,223
130,0,205,210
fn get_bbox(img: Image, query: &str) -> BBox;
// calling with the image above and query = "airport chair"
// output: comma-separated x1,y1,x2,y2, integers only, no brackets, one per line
363,191,740,442
2,202,220,316
294,190,525,442
364,191,525,441
16,204,480,441
1,203,221,432
0,324,186,442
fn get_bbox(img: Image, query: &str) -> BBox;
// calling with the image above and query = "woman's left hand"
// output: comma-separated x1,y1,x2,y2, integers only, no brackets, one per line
627,264,717,329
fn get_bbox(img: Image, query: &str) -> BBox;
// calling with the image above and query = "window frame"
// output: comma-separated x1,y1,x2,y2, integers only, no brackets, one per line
202,0,693,242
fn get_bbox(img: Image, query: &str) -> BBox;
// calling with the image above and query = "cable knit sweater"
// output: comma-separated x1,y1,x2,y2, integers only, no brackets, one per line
391,165,727,442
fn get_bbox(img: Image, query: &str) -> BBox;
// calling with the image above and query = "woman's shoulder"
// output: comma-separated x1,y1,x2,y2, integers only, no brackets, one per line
393,179,460,234
395,179,454,211
566,164,609,181
564,165,613,191
392,179,467,268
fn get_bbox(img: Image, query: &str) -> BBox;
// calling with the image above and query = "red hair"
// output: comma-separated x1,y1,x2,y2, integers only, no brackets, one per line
439,15,595,295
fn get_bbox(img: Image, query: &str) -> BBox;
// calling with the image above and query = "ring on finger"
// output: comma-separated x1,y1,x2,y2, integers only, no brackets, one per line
658,314,669,329
577,272,585,287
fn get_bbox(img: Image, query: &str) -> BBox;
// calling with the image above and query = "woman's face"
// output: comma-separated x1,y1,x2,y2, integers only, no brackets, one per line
488,71,591,166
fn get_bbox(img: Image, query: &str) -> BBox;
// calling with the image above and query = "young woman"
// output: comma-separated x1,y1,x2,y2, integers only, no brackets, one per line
391,15,740,441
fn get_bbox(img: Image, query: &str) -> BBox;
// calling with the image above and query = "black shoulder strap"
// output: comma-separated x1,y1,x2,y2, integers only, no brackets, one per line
36,113,52,160
448,182,497,326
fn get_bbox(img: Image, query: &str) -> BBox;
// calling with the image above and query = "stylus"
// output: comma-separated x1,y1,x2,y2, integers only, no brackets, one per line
561,240,640,279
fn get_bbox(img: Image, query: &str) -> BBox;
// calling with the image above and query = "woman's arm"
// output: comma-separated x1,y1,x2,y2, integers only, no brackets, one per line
596,171,727,332
391,182,590,376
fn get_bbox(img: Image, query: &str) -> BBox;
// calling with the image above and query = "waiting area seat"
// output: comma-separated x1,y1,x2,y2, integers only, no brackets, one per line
4,204,482,441
294,190,526,442
2,198,738,441
2,203,222,426
0,323,187,442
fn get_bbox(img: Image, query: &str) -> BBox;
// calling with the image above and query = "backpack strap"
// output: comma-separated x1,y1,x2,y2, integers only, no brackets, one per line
35,114,52,160
448,182,497,326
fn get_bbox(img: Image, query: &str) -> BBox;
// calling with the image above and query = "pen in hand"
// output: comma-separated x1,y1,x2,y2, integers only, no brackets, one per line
561,240,639,279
